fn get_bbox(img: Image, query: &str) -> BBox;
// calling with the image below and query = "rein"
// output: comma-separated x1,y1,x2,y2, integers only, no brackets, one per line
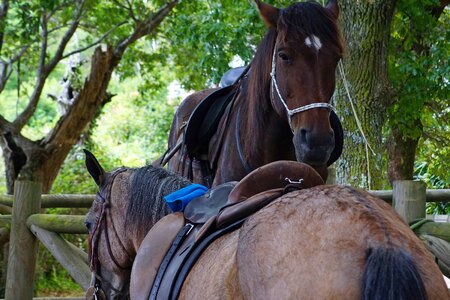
270,43,336,130
87,167,131,299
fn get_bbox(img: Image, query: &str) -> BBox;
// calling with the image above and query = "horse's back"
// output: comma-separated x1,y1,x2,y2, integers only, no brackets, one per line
236,185,448,299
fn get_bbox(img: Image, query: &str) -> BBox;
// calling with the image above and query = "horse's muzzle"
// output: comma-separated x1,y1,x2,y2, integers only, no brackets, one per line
293,128,335,166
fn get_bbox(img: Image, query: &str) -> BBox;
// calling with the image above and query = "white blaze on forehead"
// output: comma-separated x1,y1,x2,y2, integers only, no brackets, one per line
305,35,322,51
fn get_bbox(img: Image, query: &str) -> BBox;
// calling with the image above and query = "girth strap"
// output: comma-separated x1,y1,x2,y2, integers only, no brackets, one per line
169,219,245,300
149,223,194,300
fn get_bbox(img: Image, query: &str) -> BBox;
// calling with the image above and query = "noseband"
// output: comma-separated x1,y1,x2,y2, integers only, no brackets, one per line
270,44,336,130
87,167,131,299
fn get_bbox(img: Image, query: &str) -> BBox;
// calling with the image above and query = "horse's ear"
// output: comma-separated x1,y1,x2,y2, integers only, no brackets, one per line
326,0,339,19
254,0,280,28
84,149,105,187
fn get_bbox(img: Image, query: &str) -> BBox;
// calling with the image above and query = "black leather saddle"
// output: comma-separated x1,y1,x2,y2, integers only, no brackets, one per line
183,84,237,158
130,161,325,300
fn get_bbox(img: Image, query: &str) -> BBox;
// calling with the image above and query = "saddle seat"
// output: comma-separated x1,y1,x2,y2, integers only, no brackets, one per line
130,161,324,300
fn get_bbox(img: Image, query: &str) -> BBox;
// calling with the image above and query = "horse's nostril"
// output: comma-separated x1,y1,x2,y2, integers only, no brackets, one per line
299,128,308,142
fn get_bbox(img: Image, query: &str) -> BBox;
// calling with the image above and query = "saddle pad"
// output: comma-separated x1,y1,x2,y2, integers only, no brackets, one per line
219,66,247,87
130,212,185,300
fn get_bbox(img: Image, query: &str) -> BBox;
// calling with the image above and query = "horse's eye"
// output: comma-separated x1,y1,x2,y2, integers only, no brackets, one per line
85,221,93,233
278,52,291,63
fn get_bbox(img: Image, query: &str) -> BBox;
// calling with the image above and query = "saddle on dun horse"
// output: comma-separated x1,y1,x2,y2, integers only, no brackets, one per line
130,161,324,300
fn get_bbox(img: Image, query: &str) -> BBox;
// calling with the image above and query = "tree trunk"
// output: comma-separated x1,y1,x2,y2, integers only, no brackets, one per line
334,0,396,189
385,0,448,182
0,1,178,194
0,47,115,193
387,126,420,181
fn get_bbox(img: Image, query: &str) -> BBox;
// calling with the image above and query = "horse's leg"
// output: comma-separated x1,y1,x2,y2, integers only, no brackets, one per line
179,230,243,300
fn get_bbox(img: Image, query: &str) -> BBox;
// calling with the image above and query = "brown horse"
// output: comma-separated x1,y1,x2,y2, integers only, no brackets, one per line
165,0,344,186
84,150,449,299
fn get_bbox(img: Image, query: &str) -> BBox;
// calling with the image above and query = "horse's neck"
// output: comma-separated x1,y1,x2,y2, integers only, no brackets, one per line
132,174,187,249
209,84,294,185
235,79,294,163
132,202,170,252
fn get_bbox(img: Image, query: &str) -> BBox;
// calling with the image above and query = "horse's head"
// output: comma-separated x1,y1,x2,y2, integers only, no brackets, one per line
83,151,189,299
84,150,133,299
256,0,343,170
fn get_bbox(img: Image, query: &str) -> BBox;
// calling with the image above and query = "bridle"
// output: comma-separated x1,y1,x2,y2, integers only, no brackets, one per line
86,167,131,299
270,42,336,130
233,39,337,174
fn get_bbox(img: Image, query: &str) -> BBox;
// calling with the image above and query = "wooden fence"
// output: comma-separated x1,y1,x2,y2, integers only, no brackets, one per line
0,180,449,299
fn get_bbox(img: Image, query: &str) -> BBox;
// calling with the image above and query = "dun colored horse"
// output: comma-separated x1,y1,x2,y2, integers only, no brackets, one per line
84,151,449,299
165,0,344,186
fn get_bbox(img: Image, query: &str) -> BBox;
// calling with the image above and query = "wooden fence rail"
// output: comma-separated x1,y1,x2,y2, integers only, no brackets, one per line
0,194,94,208
0,180,449,298
1,188,448,208
370,188,450,203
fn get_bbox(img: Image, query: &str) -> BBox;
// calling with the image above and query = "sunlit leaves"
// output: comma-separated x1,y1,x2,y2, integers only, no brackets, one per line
388,0,449,187
388,0,449,140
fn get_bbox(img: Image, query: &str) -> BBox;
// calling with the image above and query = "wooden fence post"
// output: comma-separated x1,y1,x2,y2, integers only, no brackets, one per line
393,180,426,224
326,167,336,184
5,180,42,300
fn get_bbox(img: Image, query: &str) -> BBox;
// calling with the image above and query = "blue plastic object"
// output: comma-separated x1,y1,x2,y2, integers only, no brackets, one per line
163,184,208,212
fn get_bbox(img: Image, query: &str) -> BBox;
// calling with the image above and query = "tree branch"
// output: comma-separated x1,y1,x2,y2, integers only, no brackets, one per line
42,46,114,148
43,1,178,150
0,0,9,53
44,0,86,74
430,0,450,19
47,0,77,20
112,0,137,21
13,0,87,130
11,14,49,130
125,0,138,22
0,115,16,135
114,0,178,58
48,24,70,35
62,20,128,59
0,45,29,93
0,61,13,93
39,13,49,74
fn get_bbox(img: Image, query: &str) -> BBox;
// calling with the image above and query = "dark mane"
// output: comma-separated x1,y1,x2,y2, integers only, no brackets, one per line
125,165,191,237
240,28,277,158
240,1,343,157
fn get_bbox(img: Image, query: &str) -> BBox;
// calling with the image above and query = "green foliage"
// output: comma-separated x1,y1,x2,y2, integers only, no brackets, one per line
388,0,449,215
415,161,450,214
90,75,177,166
35,240,84,297
158,0,264,90
1,0,448,295
388,0,450,140
51,146,104,194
